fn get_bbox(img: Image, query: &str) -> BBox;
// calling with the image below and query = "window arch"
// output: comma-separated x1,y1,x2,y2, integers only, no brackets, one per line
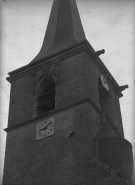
37,76,55,115
98,75,110,115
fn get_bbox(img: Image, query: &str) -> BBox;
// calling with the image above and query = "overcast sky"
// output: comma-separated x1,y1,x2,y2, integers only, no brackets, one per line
0,0,135,182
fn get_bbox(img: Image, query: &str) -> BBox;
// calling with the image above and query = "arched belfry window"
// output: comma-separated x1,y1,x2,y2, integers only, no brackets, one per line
98,75,110,115
37,76,55,115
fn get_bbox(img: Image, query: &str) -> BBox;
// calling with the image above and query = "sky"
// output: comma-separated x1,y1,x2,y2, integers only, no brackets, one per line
0,0,135,183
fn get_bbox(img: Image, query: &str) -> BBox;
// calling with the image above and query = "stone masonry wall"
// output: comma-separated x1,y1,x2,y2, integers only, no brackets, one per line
8,51,101,128
4,49,125,184
8,75,36,128
7,50,123,138
3,102,100,185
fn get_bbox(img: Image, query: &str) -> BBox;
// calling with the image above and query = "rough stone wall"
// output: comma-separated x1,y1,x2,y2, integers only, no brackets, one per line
8,50,123,135
4,50,125,184
8,75,36,128
56,51,101,110
3,102,100,185
8,51,101,128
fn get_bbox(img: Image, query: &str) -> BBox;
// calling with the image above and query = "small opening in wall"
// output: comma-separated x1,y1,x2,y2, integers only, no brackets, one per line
68,131,75,137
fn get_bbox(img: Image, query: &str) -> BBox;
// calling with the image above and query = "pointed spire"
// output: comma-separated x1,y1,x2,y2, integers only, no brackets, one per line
30,0,86,64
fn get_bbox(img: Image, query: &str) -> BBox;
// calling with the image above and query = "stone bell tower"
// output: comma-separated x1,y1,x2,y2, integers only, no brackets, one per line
3,0,134,185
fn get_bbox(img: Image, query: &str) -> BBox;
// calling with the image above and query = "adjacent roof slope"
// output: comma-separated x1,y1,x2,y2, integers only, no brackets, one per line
31,0,86,64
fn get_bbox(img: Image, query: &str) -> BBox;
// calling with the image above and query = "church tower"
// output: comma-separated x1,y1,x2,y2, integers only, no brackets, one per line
3,0,134,185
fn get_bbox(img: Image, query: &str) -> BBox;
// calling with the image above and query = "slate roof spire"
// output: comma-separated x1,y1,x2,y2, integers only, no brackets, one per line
31,0,86,64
